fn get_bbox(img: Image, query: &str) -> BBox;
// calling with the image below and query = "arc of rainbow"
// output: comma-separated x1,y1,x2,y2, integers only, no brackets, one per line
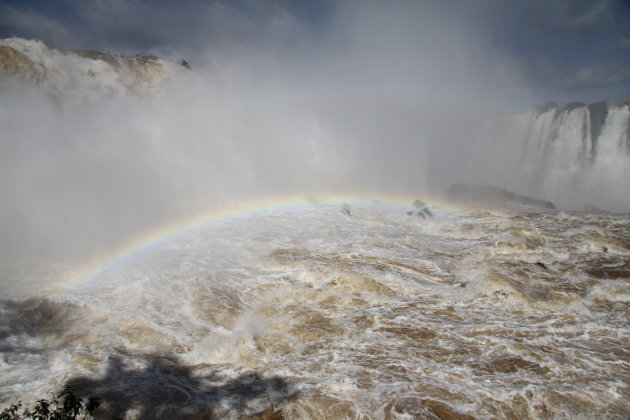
54,192,462,295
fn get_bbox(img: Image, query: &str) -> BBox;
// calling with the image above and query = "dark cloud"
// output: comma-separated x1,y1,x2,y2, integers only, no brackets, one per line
484,0,630,100
538,0,615,33
0,0,629,102
0,3,76,47
566,64,630,89
0,0,324,56
518,58,630,91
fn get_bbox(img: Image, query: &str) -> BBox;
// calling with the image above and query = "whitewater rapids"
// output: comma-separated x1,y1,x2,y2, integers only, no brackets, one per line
1,202,628,419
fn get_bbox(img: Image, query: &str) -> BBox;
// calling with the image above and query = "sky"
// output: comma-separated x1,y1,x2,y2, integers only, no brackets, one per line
0,0,629,107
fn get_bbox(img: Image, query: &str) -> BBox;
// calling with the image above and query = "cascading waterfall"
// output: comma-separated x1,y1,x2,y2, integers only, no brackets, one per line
474,102,630,211
2,37,629,213
0,37,182,102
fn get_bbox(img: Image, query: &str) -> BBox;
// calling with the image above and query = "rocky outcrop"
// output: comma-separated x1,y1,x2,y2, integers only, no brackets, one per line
410,199,433,218
564,102,586,112
0,43,42,84
534,102,558,114
588,101,608,156
0,38,187,101
448,184,556,209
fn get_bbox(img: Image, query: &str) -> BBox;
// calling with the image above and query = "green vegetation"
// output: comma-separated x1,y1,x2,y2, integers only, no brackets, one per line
413,199,426,209
0,387,99,420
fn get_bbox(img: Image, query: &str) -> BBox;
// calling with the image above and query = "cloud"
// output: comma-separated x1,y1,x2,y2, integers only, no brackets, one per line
550,0,614,33
522,58,630,90
0,3,76,47
0,0,317,58
519,0,617,35
510,53,630,92
567,64,630,89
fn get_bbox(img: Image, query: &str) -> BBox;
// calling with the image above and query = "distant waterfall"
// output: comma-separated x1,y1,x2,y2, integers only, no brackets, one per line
473,103,630,211
2,38,629,212
0,37,184,103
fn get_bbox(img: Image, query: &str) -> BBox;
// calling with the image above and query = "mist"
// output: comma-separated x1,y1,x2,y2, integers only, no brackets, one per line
0,0,628,271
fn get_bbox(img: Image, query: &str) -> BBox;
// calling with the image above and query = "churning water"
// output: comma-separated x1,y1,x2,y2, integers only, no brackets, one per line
1,202,628,419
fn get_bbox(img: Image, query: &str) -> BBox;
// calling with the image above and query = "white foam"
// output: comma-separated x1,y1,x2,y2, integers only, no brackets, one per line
1,205,629,418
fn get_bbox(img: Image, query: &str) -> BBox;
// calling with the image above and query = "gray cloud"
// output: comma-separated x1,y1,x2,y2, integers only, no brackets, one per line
0,3,76,47
518,0,617,35
549,0,614,33
4,0,314,57
1,0,629,94
567,64,630,89
519,57,630,91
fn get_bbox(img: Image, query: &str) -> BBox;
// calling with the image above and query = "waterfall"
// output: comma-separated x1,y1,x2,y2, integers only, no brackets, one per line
474,102,630,211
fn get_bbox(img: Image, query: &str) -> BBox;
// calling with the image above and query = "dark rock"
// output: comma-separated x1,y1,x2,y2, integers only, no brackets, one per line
135,53,159,61
535,102,558,114
412,199,433,218
588,102,608,159
448,183,556,209
341,203,351,216
565,101,586,112
72,49,119,67
535,262,548,270
583,204,608,213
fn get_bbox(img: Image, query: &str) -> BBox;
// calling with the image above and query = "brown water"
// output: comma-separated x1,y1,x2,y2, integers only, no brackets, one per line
1,203,628,419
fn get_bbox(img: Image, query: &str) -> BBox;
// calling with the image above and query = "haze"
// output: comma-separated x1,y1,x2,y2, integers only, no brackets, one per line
1,0,629,268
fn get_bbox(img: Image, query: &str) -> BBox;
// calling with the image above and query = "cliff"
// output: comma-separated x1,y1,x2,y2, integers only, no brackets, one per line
0,38,185,101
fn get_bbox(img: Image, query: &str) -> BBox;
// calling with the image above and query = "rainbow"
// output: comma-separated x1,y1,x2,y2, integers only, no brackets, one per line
54,192,460,296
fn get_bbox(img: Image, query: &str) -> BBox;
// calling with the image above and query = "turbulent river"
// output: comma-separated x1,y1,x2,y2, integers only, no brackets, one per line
1,202,628,419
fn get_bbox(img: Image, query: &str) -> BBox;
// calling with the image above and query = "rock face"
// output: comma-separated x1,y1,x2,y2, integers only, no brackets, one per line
587,101,608,157
0,38,185,101
448,184,556,209
0,43,40,82
564,101,586,112
408,199,433,218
